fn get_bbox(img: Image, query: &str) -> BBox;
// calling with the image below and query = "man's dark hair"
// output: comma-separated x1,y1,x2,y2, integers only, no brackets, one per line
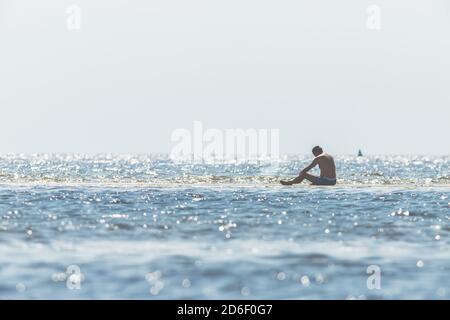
312,146,323,155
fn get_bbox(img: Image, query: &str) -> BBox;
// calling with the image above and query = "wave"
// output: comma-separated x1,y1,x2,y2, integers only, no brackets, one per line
1,238,447,262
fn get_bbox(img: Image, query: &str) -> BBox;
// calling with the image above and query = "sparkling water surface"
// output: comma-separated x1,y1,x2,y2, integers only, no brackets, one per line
0,154,449,299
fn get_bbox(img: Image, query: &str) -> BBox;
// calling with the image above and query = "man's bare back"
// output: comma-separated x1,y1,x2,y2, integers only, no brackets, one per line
316,153,336,179
280,146,337,186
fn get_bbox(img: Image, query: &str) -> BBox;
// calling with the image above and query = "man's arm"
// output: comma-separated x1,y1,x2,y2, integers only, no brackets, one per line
300,159,318,175
281,159,318,185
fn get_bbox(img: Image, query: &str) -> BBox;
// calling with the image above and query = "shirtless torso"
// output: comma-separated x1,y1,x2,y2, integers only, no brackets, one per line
315,153,336,179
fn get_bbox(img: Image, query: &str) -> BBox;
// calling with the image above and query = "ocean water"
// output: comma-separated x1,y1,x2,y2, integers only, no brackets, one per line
0,154,449,299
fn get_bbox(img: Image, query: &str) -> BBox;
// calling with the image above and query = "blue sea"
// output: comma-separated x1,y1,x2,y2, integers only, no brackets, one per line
0,154,449,299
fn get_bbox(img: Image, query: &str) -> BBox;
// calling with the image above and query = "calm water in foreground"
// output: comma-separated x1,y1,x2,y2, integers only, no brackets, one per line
0,154,449,299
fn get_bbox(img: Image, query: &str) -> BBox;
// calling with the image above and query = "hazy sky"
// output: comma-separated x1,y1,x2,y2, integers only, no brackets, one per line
1,0,449,154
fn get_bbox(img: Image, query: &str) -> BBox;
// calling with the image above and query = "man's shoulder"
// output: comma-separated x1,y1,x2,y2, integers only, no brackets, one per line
316,153,329,158
316,153,333,161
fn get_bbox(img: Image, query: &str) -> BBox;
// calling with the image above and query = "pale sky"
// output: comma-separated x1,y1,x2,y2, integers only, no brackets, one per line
0,0,449,155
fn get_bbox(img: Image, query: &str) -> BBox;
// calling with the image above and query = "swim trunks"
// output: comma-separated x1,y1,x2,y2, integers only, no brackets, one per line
313,176,337,186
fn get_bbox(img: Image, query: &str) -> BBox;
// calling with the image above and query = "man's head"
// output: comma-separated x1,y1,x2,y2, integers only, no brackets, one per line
312,146,323,157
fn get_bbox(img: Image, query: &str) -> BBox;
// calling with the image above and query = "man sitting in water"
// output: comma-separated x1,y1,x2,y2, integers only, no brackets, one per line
280,146,336,186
